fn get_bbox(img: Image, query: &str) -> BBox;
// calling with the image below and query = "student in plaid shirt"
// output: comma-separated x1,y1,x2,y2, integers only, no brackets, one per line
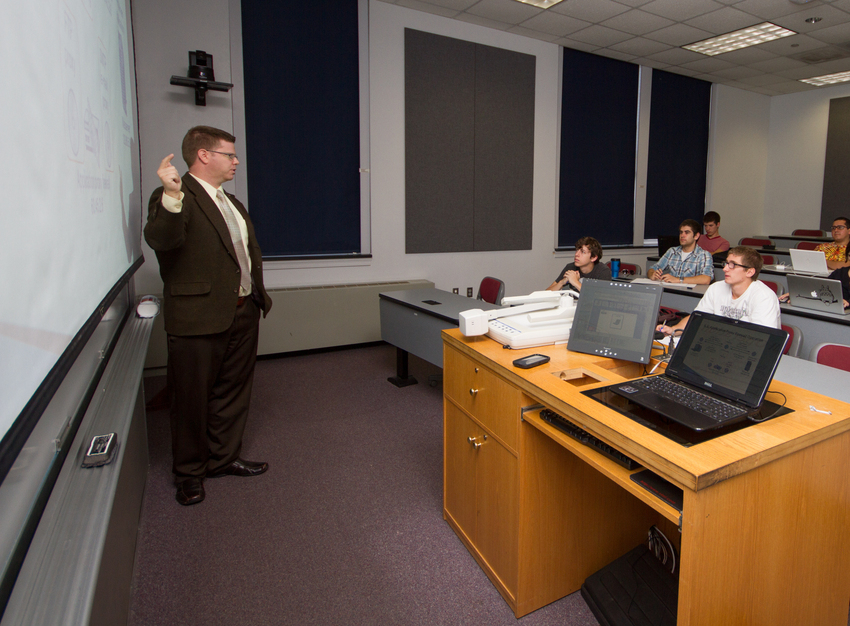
650,219,713,285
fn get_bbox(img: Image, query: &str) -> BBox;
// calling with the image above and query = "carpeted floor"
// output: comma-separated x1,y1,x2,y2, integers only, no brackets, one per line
128,343,600,626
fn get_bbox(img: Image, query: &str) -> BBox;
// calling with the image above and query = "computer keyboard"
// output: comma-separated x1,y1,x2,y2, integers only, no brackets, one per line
631,376,747,422
540,409,638,470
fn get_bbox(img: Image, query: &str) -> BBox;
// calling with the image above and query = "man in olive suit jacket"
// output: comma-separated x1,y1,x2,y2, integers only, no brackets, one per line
145,126,272,505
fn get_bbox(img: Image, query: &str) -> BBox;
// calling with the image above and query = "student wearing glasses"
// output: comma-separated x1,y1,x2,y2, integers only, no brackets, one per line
657,246,781,336
815,217,850,270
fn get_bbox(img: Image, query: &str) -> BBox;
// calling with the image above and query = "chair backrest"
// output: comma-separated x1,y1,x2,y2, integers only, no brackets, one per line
792,229,825,237
811,342,850,373
606,262,642,276
763,280,782,296
760,254,774,264
780,324,801,357
796,241,820,251
477,276,505,305
739,237,773,247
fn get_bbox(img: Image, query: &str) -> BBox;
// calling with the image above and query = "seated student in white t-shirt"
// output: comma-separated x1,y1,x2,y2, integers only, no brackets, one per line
656,246,781,336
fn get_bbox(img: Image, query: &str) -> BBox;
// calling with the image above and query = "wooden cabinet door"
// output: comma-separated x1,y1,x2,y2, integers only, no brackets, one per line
476,433,519,596
444,402,480,538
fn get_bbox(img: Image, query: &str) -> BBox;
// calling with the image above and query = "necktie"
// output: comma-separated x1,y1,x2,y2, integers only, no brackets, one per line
216,189,252,295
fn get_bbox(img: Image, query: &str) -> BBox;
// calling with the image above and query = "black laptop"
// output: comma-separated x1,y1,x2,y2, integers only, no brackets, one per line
609,312,788,431
657,235,679,258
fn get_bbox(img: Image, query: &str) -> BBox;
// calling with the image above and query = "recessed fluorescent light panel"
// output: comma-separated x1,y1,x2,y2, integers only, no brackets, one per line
512,0,566,8
683,22,796,56
800,70,850,86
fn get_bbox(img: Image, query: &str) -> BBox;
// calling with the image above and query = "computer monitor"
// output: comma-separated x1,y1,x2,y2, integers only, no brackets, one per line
567,280,664,364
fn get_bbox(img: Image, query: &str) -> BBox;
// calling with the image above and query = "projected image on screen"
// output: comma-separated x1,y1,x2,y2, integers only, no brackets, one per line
0,0,141,439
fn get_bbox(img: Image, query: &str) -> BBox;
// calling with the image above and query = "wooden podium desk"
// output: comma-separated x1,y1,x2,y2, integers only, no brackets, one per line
441,328,850,624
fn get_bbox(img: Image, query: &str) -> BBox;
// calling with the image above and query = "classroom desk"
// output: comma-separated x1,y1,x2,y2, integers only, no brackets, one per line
379,288,502,385
442,327,850,624
767,234,831,248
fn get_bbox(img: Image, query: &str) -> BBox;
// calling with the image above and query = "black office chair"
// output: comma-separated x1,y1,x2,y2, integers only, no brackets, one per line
477,277,505,305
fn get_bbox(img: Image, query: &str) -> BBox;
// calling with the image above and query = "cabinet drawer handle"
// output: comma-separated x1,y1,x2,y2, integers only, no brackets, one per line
467,435,487,447
469,388,478,397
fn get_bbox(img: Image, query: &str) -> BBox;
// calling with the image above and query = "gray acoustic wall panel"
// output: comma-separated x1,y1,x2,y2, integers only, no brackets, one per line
405,28,535,254
473,44,535,251
405,29,476,253
822,95,850,230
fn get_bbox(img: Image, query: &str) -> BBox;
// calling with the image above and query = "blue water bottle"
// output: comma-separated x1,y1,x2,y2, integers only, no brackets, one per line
610,258,620,278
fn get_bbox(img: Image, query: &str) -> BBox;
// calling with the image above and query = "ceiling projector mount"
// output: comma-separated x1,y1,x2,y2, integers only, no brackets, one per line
169,50,233,106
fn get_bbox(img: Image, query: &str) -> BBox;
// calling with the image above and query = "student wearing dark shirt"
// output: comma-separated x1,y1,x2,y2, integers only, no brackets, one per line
547,236,611,293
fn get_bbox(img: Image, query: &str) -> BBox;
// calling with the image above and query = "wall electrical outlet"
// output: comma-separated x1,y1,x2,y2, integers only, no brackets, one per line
452,288,459,294
467,287,473,297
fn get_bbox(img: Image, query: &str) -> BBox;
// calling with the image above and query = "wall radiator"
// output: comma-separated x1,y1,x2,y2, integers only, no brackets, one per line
143,279,435,369
258,279,434,356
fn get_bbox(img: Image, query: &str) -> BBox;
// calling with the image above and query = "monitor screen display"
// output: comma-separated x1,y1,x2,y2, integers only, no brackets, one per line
567,280,663,364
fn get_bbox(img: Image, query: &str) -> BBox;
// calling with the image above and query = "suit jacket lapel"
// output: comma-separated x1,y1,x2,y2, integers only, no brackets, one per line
182,174,240,263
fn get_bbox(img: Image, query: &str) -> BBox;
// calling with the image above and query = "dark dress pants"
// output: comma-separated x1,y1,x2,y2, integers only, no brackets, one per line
167,298,261,483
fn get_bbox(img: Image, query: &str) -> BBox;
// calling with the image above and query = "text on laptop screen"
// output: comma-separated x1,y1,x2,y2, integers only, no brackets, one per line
679,318,768,396
665,312,788,407
567,280,663,363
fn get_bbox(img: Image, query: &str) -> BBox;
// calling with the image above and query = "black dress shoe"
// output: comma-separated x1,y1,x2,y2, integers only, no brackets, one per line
207,458,268,478
175,478,205,505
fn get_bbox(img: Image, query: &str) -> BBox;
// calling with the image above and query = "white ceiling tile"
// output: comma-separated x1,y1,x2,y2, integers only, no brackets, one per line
548,0,631,23
771,6,850,34
410,0,480,9
639,0,717,23
601,9,675,35
644,46,708,64
710,65,763,79
685,7,766,34
452,11,513,30
395,0,462,16
567,24,635,46
609,36,672,56
593,48,640,62
507,25,563,41
643,23,713,46
748,56,809,72
679,57,738,73
614,0,655,7
393,0,850,96
731,0,815,21
520,11,591,36
465,0,542,25
806,20,850,43
757,33,833,55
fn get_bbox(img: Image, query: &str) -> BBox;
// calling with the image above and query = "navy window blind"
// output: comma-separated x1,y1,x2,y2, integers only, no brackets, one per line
241,3,361,258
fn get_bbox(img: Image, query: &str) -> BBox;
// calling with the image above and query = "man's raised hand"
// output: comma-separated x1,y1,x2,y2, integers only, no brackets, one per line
158,154,182,198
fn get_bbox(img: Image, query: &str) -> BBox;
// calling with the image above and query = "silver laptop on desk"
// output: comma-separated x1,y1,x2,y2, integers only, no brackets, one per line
785,274,849,315
788,248,830,276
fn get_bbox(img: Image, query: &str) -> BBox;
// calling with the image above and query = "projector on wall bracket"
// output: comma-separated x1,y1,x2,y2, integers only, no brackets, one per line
169,50,233,106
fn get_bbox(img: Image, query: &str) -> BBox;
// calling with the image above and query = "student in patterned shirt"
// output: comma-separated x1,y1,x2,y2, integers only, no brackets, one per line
649,219,713,285
816,216,849,270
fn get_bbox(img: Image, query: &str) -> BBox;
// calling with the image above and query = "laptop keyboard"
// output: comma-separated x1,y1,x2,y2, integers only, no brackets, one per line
631,376,748,422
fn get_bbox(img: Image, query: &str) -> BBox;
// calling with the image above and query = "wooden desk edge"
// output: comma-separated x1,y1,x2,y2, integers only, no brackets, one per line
442,329,850,493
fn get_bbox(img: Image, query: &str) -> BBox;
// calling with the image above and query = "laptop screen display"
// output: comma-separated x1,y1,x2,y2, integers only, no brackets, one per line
567,280,663,364
665,312,788,407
